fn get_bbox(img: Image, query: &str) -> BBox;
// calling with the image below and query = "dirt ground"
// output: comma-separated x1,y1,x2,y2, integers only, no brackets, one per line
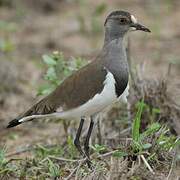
0,0,180,179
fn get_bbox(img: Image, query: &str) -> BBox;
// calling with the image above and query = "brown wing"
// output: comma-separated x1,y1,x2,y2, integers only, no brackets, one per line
17,60,107,118
47,60,107,110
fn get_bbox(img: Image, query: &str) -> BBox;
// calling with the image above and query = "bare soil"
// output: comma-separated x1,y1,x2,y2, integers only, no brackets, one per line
0,0,179,179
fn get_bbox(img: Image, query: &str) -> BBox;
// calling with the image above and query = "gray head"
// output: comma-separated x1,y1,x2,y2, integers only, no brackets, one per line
104,10,150,42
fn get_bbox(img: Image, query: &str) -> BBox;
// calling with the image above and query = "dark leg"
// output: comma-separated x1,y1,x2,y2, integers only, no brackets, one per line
84,117,94,158
74,118,85,156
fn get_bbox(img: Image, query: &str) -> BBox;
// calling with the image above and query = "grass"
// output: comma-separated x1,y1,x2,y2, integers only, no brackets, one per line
110,100,179,166
1,114,179,179
1,95,179,178
0,0,179,178
0,147,16,177
1,52,179,179
37,51,87,96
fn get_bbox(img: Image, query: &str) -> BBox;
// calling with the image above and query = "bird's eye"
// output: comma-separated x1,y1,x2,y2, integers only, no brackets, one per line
119,18,127,24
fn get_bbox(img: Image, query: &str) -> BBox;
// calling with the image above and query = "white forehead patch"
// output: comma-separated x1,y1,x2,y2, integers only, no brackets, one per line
131,15,137,24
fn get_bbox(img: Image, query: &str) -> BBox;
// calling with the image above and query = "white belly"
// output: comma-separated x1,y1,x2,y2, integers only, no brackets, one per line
18,71,129,123
56,71,129,120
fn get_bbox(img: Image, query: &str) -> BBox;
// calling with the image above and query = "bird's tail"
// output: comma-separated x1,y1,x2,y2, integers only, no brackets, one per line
7,114,54,128
7,118,22,128
7,106,35,128
6,97,55,128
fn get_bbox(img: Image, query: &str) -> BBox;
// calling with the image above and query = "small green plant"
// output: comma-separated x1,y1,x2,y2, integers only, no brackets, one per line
91,144,107,154
156,126,179,151
34,144,64,159
0,147,14,176
131,100,146,152
131,101,161,152
67,136,78,159
127,99,180,169
47,158,61,178
108,99,179,172
131,100,179,154
113,150,128,158
132,101,145,143
37,51,87,96
140,122,161,141
8,132,19,140
0,39,15,53
0,148,6,168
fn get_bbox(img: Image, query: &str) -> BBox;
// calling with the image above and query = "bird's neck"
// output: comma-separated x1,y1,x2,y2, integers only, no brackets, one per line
104,28,125,44
103,34,126,57
102,33,129,97
102,33,128,70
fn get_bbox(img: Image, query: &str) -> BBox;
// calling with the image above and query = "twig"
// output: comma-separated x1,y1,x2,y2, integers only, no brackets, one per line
166,149,177,180
5,144,57,157
165,63,172,83
65,159,86,180
119,127,131,135
49,155,85,163
50,149,118,164
5,146,35,157
65,166,78,180
4,158,22,166
97,150,118,158
140,155,155,174
75,159,85,180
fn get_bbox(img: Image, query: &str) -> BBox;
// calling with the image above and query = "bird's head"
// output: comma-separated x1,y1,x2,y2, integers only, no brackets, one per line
104,10,150,39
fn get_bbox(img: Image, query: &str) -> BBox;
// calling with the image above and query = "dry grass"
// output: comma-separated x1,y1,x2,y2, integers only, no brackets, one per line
1,64,179,179
0,0,180,179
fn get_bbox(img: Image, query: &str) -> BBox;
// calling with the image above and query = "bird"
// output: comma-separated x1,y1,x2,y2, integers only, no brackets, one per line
7,10,150,160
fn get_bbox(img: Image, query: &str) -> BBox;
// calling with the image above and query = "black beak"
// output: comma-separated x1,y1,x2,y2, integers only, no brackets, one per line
131,23,151,32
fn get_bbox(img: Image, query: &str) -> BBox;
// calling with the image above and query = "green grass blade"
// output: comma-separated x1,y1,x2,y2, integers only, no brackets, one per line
132,100,145,142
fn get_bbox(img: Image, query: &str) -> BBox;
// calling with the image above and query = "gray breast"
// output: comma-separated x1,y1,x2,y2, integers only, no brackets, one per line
103,40,129,97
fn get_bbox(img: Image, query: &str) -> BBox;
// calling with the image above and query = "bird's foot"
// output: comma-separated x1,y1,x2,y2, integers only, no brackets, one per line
83,145,93,169
74,139,86,157
74,142,92,168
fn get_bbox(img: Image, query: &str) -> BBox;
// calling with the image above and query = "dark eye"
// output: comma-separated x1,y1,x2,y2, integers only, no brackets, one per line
119,18,127,24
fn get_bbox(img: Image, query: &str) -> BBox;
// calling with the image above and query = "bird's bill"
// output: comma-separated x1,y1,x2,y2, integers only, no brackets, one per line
130,23,151,32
